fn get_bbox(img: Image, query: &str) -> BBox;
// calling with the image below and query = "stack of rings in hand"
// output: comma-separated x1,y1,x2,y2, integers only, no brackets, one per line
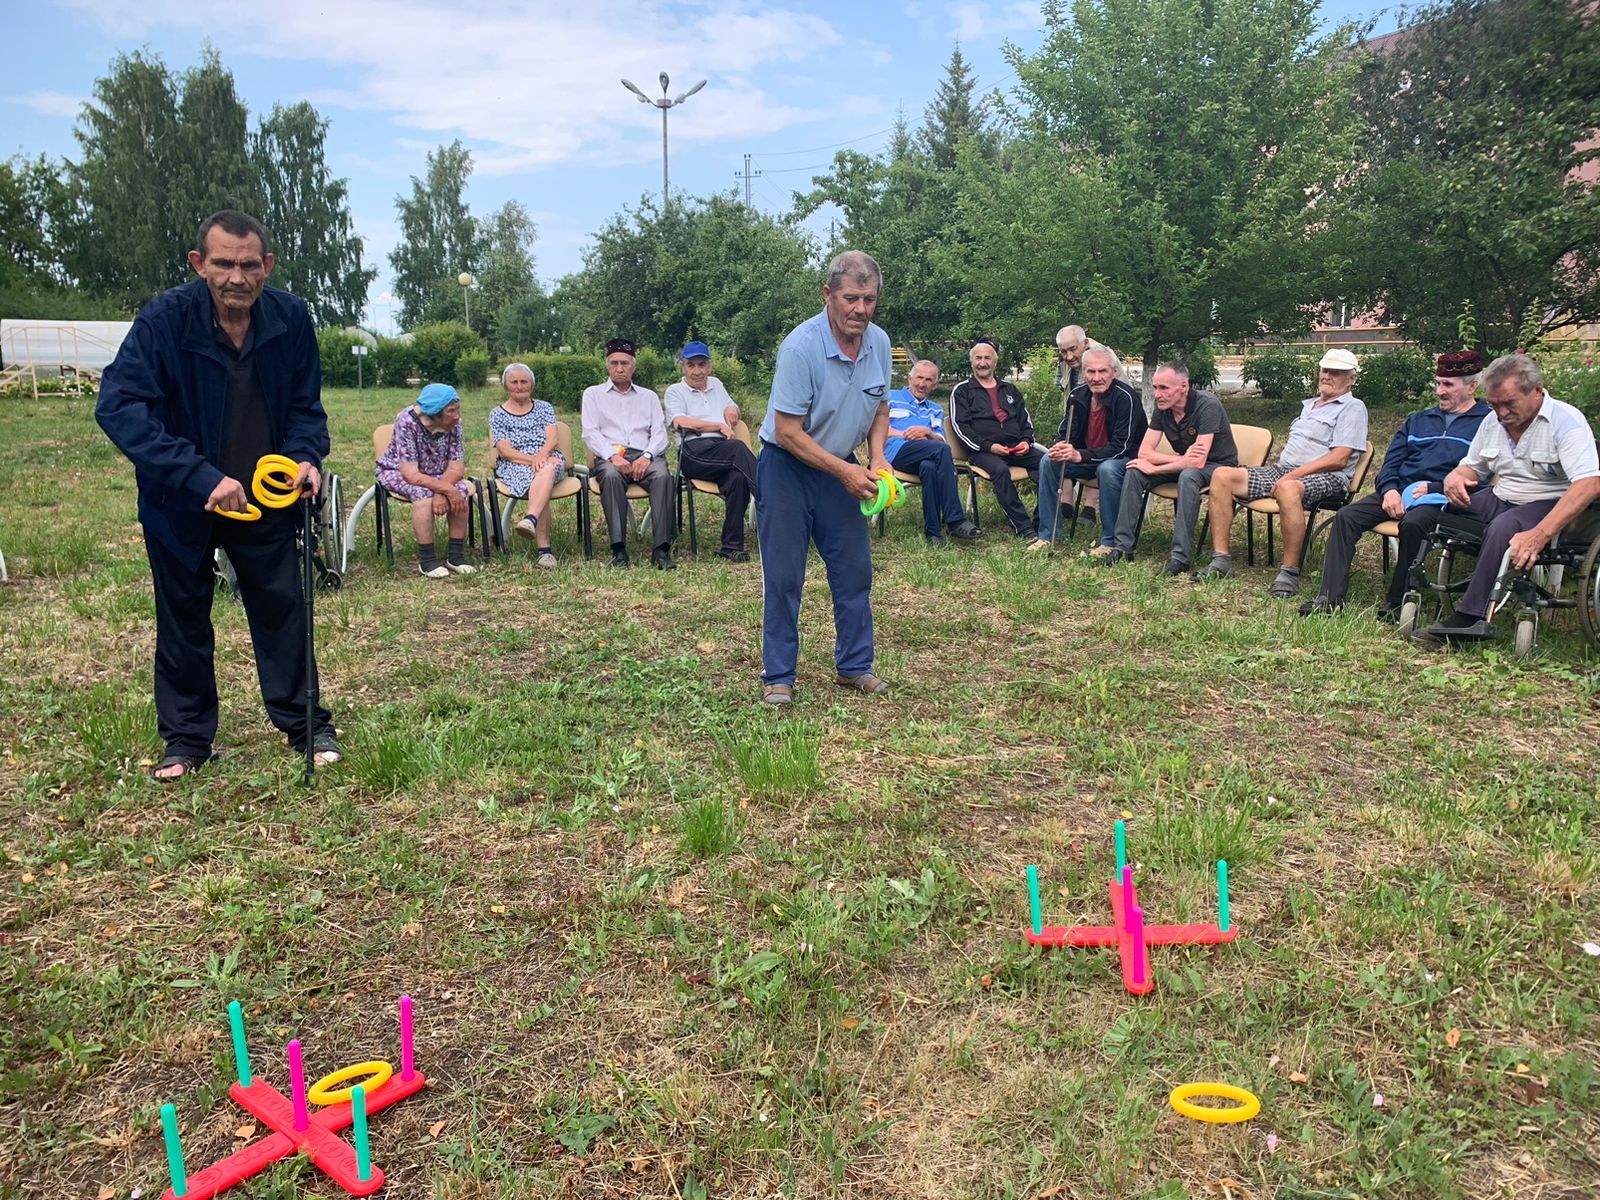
216,453,307,521
859,469,905,517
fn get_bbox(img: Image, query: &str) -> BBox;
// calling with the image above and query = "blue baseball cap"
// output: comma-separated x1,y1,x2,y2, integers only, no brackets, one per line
681,341,711,360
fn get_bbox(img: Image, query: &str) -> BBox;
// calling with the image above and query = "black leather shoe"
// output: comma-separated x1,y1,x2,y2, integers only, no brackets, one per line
1298,596,1343,616
651,545,676,571
610,547,630,568
1160,559,1188,576
713,548,749,563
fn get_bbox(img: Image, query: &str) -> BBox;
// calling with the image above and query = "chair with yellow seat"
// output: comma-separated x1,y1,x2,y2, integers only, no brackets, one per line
949,430,1035,533
1238,441,1376,567
343,423,492,570
678,420,756,555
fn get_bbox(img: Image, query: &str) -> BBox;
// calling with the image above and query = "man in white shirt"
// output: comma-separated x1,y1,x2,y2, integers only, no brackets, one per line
580,338,676,569
662,341,758,561
1417,353,1600,642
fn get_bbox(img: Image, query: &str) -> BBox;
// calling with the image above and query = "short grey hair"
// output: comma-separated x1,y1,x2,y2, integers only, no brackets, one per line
1156,360,1190,381
909,358,940,376
1482,353,1544,396
1056,324,1086,349
501,362,535,388
825,249,881,291
1082,345,1121,374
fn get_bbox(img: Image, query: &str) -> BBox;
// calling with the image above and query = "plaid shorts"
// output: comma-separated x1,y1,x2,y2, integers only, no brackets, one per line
1243,464,1348,506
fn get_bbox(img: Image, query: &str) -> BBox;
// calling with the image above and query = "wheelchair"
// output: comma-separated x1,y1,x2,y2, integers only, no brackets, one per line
1395,503,1600,655
213,473,347,598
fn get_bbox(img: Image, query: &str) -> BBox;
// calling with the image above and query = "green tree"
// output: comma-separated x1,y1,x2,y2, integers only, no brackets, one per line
476,200,538,349
493,290,568,354
920,45,992,170
950,0,1363,380
1348,0,1600,350
389,141,486,329
250,102,374,327
0,156,72,288
68,51,185,305
172,48,255,222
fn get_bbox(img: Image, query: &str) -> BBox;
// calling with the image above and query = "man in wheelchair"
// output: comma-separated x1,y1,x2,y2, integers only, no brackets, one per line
1412,355,1600,644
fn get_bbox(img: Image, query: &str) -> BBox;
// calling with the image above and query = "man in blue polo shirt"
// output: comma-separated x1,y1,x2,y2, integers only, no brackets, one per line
886,358,982,543
757,250,893,705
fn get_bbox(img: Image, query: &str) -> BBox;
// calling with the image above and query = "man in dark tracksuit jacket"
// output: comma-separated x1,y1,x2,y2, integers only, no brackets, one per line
1037,347,1147,548
949,338,1044,537
1300,350,1491,618
95,210,339,778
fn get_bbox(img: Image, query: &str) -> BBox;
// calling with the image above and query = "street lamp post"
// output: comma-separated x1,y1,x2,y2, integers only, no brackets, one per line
458,271,474,326
621,73,707,211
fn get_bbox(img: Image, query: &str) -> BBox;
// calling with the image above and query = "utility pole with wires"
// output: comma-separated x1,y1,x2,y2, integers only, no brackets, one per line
734,154,762,206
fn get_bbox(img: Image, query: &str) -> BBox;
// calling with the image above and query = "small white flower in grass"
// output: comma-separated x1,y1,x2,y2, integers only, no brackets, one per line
1266,795,1278,806
758,1110,770,1123
1373,1093,1385,1107
1266,1133,1279,1153
132,1191,143,1200
1581,942,1600,957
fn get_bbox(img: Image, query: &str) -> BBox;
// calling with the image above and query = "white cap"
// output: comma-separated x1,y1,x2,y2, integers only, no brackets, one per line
1319,348,1359,372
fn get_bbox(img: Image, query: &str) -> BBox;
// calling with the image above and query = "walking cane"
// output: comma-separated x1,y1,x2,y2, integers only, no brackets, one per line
1053,380,1079,544
299,481,317,787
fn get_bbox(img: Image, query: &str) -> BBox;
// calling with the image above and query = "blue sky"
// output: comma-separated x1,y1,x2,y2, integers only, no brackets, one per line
6,0,1393,331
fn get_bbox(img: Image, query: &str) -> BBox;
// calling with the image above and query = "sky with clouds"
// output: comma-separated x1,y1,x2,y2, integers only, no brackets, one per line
7,0,1389,330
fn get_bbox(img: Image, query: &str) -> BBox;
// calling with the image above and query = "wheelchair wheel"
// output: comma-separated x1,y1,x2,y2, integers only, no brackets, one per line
1397,597,1420,635
213,548,239,600
1580,528,1600,649
318,474,346,590
1513,610,1537,658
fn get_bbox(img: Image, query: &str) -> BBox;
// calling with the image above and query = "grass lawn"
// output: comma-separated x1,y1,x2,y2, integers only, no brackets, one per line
1,384,1597,1199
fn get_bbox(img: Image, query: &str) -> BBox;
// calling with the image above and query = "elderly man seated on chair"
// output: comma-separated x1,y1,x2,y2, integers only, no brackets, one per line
1300,350,1491,618
1413,353,1600,643
663,341,758,562
1034,346,1146,552
886,359,982,544
581,337,677,570
1197,348,1369,594
1097,359,1238,572
950,338,1045,539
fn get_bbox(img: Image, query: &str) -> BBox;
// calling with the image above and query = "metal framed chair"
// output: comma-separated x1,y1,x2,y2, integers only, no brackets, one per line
677,420,756,555
875,417,962,536
486,420,593,560
948,432,1036,533
1239,440,1375,567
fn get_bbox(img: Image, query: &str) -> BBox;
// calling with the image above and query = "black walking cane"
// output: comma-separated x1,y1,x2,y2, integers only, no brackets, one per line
299,478,317,787
1054,384,1079,543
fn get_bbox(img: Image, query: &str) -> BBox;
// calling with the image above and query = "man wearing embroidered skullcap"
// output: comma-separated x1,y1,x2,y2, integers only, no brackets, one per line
581,338,677,569
1300,350,1492,618
1198,347,1369,594
663,341,759,561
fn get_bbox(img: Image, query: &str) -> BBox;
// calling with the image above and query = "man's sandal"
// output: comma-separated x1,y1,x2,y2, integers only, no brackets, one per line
150,753,209,781
312,730,345,767
762,683,794,706
835,672,890,696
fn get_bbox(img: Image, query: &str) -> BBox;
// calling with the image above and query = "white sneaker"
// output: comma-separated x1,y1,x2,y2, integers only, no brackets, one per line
536,549,558,569
1088,544,1115,559
514,515,537,540
419,563,451,579
445,560,479,576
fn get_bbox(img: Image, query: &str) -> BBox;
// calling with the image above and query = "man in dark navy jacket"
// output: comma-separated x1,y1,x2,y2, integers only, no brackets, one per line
1299,350,1491,618
96,210,339,779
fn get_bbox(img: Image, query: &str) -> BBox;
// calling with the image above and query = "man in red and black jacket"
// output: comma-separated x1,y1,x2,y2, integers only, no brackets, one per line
949,338,1044,537
1035,346,1147,551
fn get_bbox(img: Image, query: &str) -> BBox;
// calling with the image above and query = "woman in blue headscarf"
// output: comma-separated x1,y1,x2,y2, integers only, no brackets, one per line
376,383,477,577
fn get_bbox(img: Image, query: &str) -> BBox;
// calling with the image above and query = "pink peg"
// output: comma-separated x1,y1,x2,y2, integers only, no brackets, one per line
1129,905,1146,985
400,994,415,1080
287,1039,309,1132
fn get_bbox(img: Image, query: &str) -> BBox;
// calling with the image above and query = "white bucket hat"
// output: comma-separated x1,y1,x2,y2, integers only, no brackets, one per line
1319,348,1359,372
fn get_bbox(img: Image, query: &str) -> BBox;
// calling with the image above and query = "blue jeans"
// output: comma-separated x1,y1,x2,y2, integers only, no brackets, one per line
1037,456,1129,545
756,443,875,686
888,438,968,536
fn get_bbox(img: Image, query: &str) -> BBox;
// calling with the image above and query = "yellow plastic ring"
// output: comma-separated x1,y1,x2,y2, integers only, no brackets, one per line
216,502,263,522
308,1060,394,1106
1169,1081,1260,1124
252,454,306,509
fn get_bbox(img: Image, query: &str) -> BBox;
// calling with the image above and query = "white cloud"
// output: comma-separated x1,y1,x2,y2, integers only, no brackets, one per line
58,0,844,170
8,90,87,118
948,1,1038,43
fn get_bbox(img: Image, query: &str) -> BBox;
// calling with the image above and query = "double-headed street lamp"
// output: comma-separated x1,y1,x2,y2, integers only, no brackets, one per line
621,72,707,212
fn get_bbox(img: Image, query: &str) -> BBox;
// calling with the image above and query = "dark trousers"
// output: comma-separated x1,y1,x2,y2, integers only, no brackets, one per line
681,436,757,553
592,456,677,547
889,438,968,536
145,516,331,757
1455,490,1559,618
757,443,873,686
968,444,1044,535
1318,491,1444,608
